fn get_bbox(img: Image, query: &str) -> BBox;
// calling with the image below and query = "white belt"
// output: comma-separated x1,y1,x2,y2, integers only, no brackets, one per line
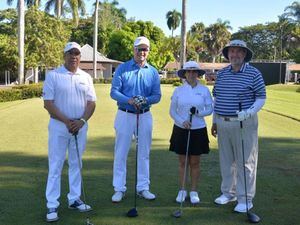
217,114,239,122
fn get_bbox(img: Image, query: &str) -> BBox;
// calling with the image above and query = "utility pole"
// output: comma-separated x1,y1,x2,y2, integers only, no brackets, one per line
279,26,283,84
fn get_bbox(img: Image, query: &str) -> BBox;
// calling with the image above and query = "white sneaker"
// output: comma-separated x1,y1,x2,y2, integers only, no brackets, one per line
46,208,59,222
176,190,187,203
234,202,253,213
137,190,156,200
112,191,125,203
214,194,237,205
68,199,92,212
190,191,200,204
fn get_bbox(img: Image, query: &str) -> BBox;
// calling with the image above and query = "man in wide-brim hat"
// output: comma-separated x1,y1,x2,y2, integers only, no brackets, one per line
211,39,266,213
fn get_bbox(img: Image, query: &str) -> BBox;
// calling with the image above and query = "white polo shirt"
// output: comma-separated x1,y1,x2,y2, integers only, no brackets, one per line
43,65,97,120
170,81,213,129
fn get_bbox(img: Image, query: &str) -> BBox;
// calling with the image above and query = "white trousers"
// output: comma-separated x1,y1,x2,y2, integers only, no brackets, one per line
46,118,87,209
216,115,258,203
113,110,153,192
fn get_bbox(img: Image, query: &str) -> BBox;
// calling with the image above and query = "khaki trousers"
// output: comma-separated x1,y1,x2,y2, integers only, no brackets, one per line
216,115,258,203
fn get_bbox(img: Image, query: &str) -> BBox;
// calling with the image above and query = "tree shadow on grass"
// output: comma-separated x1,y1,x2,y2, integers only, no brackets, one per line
0,136,299,225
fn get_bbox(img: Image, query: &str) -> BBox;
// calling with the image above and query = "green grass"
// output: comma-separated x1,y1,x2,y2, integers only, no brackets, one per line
0,84,299,225
263,84,300,121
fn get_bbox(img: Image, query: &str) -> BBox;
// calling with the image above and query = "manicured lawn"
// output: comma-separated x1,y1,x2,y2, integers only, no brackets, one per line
0,84,299,225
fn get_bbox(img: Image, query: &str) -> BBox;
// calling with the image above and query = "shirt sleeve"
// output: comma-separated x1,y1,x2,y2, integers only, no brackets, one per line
146,70,161,105
86,75,97,102
43,71,55,100
253,71,266,99
169,88,185,125
110,65,131,103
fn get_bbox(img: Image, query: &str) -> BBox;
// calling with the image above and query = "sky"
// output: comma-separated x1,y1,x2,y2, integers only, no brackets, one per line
0,0,296,36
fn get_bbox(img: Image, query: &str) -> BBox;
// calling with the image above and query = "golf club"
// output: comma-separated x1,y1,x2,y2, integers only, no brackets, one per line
172,108,194,218
239,103,260,223
74,133,94,225
127,112,139,217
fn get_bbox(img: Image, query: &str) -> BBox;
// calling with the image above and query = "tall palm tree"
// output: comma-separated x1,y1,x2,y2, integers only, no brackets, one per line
7,0,27,84
45,0,86,26
166,9,181,38
7,0,41,7
284,1,300,23
180,0,187,67
203,20,231,63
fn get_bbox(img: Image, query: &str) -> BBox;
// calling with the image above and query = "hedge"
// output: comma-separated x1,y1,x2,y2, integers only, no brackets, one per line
0,78,208,102
0,83,43,102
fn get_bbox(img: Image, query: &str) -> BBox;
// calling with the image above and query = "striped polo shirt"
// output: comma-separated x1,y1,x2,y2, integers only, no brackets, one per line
212,63,266,116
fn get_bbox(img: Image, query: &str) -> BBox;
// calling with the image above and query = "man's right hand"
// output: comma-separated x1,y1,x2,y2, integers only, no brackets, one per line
211,123,217,137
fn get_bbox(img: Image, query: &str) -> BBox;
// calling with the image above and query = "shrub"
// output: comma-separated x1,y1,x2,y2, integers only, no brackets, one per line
0,83,43,102
0,89,22,102
93,78,112,84
173,81,182,87
296,86,300,93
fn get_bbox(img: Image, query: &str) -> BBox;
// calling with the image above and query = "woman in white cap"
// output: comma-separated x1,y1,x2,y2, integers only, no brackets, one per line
169,61,213,204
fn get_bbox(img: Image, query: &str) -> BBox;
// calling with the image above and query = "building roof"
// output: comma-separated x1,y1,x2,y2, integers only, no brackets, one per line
80,44,122,64
80,62,106,70
288,64,300,71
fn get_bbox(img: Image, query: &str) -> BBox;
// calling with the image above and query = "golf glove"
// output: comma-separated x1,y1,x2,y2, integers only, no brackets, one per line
133,95,147,107
236,110,251,121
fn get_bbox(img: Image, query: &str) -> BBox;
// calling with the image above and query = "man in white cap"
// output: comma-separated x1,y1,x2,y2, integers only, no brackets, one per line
211,40,266,213
43,42,97,222
110,36,161,202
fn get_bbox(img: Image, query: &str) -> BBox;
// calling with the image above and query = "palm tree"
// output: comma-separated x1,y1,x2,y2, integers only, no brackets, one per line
7,0,27,84
7,0,41,7
166,9,181,38
284,1,300,23
180,0,187,67
45,0,86,26
203,20,231,63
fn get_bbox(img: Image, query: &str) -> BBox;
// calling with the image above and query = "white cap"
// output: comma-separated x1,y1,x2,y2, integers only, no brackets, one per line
134,36,150,47
64,42,81,53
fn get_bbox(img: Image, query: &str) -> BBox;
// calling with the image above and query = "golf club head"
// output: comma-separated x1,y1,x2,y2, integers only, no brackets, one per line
127,208,138,217
172,209,182,218
247,212,260,223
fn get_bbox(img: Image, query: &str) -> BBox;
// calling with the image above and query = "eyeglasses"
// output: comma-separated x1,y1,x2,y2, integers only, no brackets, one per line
136,48,149,52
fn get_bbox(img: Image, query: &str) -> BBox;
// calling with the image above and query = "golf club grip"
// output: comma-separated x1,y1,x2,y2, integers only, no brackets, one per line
239,102,243,129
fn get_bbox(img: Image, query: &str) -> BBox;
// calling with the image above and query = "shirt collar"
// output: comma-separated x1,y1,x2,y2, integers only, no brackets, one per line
61,65,80,75
229,62,247,73
130,58,149,68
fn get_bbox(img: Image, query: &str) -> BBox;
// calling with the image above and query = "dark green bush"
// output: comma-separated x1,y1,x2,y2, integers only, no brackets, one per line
296,87,300,93
0,83,43,102
93,78,112,84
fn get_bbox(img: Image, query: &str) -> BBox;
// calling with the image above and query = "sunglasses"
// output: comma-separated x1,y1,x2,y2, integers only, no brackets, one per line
136,47,149,52
67,50,81,56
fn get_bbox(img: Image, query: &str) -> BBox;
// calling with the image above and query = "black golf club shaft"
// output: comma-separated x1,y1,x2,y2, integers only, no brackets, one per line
134,113,139,209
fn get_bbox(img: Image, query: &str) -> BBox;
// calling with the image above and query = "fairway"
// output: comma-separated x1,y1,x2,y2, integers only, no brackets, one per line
0,84,299,225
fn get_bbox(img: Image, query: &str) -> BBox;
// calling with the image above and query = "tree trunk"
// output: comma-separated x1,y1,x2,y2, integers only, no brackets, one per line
180,0,187,68
18,0,25,84
93,0,99,79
